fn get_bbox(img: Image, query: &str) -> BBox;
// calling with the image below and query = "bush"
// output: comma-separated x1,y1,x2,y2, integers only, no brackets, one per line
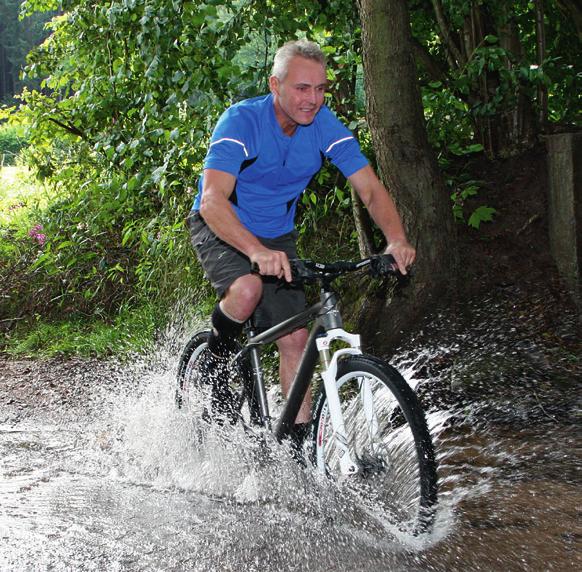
0,124,28,166
3,302,160,357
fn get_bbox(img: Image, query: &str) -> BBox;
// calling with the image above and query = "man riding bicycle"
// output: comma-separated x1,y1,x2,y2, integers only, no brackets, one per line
187,39,415,444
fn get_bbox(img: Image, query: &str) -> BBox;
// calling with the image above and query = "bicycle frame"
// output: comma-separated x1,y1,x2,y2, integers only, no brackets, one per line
238,287,364,475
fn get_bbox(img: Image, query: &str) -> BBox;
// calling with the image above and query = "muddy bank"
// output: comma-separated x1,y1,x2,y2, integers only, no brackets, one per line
0,357,145,426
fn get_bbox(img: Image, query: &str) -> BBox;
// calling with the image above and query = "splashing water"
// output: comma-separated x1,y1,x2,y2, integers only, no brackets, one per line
1,305,580,571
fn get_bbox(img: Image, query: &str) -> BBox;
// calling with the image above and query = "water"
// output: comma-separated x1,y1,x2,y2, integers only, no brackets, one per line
1,306,580,571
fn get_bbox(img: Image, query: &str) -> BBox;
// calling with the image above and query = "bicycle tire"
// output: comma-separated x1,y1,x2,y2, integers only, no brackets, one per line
311,354,438,534
176,330,261,426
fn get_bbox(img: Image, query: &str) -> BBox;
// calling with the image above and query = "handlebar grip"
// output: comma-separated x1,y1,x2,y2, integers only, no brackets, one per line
370,254,397,276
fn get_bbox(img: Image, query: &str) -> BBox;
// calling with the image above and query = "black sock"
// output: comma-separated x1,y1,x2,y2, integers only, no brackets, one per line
207,304,244,357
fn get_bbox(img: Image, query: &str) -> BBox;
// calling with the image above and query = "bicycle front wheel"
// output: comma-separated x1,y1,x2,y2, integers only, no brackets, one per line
312,354,438,534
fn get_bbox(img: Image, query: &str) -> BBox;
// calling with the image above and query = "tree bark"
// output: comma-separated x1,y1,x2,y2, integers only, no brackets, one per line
357,0,456,351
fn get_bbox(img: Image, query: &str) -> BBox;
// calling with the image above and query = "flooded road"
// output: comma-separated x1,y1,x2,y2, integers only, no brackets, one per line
1,306,580,571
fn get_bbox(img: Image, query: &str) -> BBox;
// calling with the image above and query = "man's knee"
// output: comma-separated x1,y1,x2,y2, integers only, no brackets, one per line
223,274,263,321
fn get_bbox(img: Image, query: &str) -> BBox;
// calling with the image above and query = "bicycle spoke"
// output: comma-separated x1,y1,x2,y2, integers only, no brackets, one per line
313,355,438,534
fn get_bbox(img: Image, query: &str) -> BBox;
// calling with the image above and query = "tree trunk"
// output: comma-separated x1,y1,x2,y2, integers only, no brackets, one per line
357,0,456,351
534,0,548,129
350,186,375,257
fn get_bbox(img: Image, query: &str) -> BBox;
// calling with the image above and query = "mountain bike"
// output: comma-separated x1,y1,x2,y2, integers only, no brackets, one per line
176,254,438,534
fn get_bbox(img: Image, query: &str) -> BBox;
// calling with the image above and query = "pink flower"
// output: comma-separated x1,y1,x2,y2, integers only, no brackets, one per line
8,202,25,212
28,224,43,237
28,224,46,246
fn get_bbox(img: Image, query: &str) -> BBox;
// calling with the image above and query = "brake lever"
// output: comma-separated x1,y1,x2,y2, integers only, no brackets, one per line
370,254,414,281
289,259,317,284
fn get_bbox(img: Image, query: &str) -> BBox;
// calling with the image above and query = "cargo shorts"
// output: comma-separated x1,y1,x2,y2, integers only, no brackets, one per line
186,211,306,331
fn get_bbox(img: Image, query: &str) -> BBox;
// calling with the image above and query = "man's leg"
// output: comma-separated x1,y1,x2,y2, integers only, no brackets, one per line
208,273,262,355
201,274,262,420
220,274,263,322
276,328,310,423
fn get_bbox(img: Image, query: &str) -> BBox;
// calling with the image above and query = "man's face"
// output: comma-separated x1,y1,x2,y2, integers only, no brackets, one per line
270,56,328,133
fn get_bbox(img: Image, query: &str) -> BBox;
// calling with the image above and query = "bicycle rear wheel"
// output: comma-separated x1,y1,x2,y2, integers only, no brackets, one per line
312,354,438,534
176,330,261,426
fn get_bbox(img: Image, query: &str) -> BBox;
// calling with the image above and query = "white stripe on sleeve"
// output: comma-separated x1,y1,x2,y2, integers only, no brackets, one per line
209,138,249,157
325,136,354,154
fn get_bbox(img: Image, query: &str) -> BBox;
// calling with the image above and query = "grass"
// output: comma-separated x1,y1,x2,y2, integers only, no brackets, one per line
3,303,160,358
0,165,50,226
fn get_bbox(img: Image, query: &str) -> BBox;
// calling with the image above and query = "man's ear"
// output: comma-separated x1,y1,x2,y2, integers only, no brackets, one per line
269,75,279,95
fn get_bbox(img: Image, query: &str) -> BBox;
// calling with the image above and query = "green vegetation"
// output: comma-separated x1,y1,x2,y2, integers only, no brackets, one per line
5,302,158,357
0,0,579,356
0,124,28,165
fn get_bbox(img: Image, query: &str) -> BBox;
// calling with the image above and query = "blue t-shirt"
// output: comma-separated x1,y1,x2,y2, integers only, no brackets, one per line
193,94,368,238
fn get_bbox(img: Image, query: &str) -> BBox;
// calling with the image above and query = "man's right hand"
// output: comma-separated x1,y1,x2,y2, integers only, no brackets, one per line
250,248,292,282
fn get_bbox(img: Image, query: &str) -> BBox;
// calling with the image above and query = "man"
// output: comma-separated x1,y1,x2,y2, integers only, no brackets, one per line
187,39,415,440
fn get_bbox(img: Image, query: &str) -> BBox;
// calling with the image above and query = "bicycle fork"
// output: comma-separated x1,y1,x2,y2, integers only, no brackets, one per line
316,327,364,475
314,289,368,476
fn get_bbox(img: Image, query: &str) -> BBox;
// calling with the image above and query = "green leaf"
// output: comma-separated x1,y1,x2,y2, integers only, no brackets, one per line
468,206,497,229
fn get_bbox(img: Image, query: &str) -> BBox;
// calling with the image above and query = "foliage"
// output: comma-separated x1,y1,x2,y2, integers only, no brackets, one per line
1,0,580,355
3,301,159,357
0,123,28,165
412,0,581,157
3,0,258,325
449,176,496,229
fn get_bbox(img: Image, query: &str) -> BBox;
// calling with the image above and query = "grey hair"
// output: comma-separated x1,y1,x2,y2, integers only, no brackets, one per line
271,40,326,80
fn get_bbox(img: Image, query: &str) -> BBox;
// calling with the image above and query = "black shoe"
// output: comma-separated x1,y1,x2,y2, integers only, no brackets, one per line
197,348,237,424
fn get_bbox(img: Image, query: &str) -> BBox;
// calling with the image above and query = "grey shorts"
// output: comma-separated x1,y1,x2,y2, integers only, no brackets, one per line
186,212,306,330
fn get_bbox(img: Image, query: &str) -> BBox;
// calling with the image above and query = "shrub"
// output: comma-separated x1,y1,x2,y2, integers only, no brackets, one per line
0,124,28,166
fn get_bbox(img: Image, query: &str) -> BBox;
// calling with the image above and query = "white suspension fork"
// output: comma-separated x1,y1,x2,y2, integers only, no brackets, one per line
316,328,362,475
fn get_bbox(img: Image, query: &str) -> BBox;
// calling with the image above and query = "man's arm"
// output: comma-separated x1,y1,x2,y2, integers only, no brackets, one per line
347,164,416,274
199,168,292,281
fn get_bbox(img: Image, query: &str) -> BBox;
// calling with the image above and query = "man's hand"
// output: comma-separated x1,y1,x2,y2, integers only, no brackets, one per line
385,239,416,275
250,248,292,282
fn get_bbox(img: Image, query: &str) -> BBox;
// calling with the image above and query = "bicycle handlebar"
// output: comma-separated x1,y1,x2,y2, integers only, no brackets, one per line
289,254,400,284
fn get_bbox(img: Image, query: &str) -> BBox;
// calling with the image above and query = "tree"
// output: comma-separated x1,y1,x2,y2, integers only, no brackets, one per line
410,0,581,158
357,0,456,348
0,0,55,103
